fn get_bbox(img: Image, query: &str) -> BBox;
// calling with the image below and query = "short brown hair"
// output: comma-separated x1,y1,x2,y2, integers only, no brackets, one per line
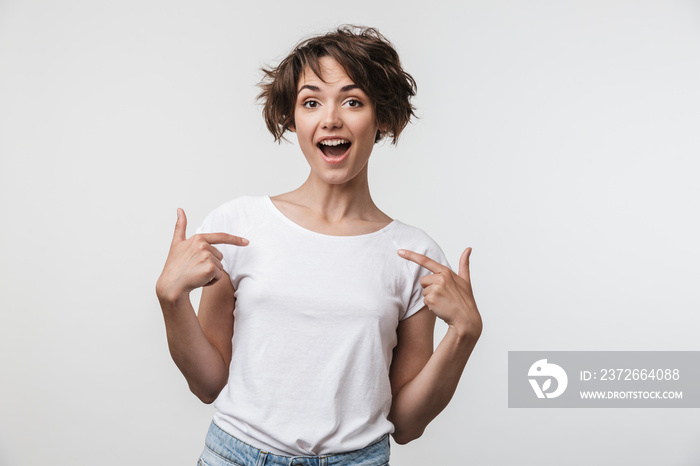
258,25,417,145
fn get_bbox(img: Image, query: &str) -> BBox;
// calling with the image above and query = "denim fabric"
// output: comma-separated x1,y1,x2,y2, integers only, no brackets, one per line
197,421,390,466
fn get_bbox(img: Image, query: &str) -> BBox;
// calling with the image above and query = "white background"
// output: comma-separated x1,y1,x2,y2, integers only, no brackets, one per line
1,1,699,464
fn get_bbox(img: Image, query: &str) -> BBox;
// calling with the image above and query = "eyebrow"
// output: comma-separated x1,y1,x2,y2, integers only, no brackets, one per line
297,84,360,94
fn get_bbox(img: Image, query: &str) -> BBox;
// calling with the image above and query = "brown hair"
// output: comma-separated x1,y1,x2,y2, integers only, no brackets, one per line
258,25,417,145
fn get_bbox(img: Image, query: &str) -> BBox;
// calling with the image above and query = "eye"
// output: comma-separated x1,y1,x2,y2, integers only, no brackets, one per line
302,100,319,109
345,99,363,108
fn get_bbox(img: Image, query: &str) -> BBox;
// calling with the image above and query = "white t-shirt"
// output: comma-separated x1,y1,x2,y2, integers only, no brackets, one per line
195,195,451,456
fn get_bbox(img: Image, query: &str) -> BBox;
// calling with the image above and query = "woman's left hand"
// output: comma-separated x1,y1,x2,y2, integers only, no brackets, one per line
398,247,483,340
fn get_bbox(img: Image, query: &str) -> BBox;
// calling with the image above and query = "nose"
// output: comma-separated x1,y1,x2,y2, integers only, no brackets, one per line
321,105,342,130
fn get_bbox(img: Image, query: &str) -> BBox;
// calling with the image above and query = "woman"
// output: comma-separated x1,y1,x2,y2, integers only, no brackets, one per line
156,25,482,466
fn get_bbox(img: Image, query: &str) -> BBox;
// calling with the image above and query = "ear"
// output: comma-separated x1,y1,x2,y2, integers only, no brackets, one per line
374,123,388,142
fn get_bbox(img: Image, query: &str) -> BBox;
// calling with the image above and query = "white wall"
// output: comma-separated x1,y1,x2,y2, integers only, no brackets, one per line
1,1,699,464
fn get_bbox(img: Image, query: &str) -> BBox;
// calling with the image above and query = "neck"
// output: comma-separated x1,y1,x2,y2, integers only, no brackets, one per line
287,167,379,222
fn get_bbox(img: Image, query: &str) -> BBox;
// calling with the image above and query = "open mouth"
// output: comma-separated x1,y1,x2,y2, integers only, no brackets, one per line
317,139,351,158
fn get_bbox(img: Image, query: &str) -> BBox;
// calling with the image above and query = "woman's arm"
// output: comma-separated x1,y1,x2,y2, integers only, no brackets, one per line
157,274,235,404
388,307,478,444
388,247,482,444
155,208,247,403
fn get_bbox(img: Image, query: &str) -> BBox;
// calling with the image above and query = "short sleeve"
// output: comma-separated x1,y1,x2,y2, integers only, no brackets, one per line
402,239,452,320
195,207,226,236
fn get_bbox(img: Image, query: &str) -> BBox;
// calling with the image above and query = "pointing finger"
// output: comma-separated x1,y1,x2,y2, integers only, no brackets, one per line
200,232,250,247
397,249,448,274
172,208,187,243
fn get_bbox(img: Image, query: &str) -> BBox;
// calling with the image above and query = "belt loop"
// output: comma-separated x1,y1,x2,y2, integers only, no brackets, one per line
256,451,268,466
319,456,328,466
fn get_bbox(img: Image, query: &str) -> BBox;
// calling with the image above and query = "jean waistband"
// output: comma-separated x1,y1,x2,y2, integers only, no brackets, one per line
204,421,390,466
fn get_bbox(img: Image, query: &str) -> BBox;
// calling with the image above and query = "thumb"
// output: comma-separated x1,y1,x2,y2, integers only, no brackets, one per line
458,247,472,282
172,208,187,243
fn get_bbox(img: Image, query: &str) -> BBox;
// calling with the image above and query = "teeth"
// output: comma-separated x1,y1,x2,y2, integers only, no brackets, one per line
319,139,349,146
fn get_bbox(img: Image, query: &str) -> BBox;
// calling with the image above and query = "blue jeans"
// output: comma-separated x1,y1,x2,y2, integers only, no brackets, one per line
197,421,391,466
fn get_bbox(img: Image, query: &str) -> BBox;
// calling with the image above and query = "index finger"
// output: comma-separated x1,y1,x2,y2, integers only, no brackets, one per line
199,232,249,246
397,249,447,274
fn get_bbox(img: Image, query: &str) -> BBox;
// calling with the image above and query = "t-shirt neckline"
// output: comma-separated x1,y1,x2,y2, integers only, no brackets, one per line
264,195,398,239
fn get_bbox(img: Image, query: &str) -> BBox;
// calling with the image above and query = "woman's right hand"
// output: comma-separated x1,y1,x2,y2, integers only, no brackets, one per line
155,208,249,304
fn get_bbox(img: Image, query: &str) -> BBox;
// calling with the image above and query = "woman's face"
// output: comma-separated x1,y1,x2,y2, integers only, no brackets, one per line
292,56,381,186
